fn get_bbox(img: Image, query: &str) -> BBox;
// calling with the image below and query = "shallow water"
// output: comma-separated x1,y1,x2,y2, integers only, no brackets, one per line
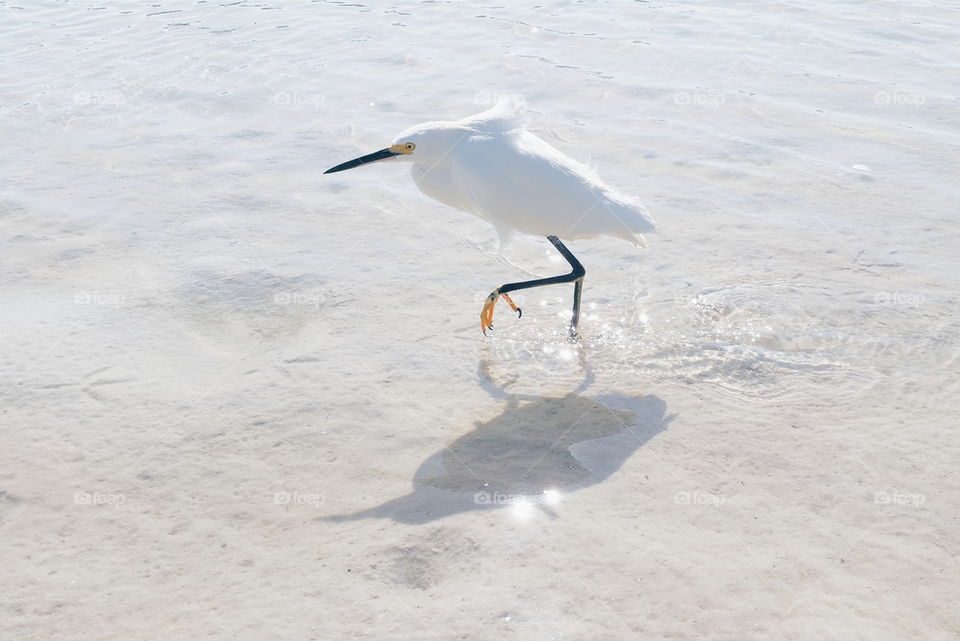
3,1,959,639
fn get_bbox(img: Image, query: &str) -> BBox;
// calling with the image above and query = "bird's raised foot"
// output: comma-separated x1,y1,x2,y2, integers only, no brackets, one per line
480,289,522,335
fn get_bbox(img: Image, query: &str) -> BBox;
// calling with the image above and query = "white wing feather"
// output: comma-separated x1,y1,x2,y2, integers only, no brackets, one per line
450,129,654,247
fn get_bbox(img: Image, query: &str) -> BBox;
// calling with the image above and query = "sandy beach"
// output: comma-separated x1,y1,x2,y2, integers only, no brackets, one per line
2,1,958,639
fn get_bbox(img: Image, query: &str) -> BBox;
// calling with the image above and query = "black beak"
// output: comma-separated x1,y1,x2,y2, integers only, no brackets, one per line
324,148,401,174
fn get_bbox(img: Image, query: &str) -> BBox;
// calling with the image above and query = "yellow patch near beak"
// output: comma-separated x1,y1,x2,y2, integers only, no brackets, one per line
389,143,416,155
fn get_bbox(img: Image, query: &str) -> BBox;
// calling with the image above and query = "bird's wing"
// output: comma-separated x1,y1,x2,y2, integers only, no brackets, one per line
451,131,654,246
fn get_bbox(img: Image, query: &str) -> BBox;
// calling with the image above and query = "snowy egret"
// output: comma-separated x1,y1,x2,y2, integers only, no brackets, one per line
324,97,654,336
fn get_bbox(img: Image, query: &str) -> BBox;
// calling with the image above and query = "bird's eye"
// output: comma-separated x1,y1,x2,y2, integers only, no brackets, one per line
404,143,415,152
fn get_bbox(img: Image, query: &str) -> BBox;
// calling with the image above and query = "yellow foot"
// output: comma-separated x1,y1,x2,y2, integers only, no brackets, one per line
480,290,522,334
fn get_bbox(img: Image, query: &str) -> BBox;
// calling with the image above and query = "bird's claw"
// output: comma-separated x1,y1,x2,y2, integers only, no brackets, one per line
480,290,497,334
480,290,521,334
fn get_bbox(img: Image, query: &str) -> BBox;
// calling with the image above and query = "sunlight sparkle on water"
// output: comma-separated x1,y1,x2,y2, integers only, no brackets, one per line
511,497,535,520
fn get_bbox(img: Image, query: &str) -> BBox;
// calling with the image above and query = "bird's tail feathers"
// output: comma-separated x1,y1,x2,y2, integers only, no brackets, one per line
601,194,655,247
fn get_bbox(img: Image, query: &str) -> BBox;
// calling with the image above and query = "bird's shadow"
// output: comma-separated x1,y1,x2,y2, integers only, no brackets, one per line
324,351,672,524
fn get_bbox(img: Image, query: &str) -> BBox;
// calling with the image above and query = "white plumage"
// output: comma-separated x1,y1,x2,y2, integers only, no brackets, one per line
392,97,655,247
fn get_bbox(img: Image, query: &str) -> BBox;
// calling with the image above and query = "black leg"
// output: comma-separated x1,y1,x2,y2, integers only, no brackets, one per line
482,235,585,336
571,277,583,335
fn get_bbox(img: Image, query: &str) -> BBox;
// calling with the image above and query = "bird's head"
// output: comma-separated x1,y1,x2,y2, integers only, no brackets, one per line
323,122,461,174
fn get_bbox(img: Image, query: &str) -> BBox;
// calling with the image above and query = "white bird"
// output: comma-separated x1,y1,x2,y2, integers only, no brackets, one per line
324,96,654,336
